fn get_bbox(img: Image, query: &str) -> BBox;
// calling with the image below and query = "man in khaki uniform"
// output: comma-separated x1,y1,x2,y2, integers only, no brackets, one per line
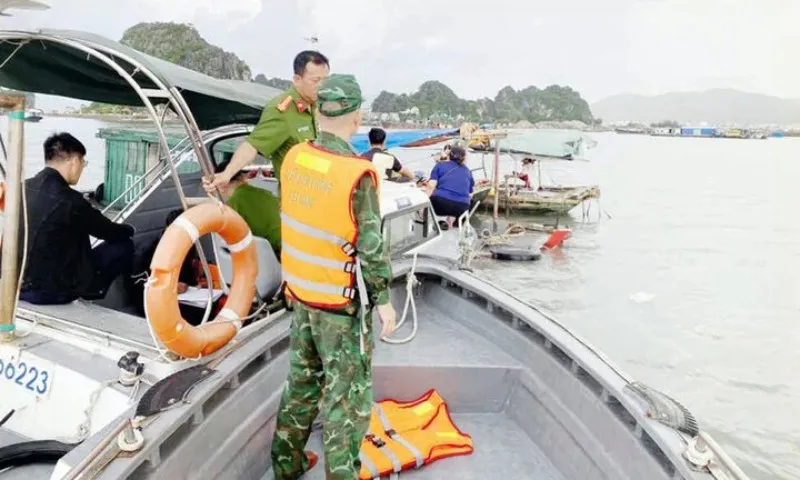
203,51,330,192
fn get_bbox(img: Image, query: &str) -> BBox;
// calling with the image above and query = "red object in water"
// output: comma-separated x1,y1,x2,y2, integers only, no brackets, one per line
541,228,571,250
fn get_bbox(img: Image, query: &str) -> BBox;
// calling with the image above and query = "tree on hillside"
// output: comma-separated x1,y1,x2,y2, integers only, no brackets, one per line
371,80,594,123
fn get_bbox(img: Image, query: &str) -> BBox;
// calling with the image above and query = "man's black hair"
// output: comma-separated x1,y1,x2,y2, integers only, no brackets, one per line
368,128,386,145
293,51,329,76
44,132,86,163
215,157,246,181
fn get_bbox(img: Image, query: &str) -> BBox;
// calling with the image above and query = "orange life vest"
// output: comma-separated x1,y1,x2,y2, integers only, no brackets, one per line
279,141,379,309
359,389,474,479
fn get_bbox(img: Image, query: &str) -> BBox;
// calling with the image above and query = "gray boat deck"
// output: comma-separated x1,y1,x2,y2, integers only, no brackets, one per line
3,269,705,480
262,295,567,480
299,413,566,480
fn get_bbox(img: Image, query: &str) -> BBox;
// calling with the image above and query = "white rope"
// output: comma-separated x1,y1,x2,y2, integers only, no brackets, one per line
58,378,117,444
12,170,36,338
381,253,419,345
142,274,271,363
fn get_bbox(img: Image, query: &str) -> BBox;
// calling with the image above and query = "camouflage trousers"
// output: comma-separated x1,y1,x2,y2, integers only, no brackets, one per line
271,303,373,480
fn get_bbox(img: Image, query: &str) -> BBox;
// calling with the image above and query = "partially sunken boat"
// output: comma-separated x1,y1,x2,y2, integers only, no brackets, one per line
478,182,601,216
460,129,601,216
0,29,749,480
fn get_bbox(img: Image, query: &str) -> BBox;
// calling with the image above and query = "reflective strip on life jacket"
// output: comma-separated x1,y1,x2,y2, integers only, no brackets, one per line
281,270,357,300
364,433,403,475
280,212,355,256
359,452,381,480
358,390,474,480
374,403,425,468
282,243,355,273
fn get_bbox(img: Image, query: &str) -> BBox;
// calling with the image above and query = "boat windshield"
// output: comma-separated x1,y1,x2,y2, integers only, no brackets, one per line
382,204,440,257
209,134,271,168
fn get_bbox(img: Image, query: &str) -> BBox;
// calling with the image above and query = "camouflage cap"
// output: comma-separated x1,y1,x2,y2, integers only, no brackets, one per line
317,74,362,117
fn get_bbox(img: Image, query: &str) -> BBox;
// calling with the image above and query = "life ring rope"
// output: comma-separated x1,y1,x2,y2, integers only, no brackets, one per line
144,203,258,359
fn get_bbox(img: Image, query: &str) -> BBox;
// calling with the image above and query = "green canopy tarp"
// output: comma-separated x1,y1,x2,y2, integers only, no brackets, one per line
0,29,281,130
501,130,597,160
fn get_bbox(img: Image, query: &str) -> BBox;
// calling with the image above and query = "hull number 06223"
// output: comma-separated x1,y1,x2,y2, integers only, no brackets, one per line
0,349,53,398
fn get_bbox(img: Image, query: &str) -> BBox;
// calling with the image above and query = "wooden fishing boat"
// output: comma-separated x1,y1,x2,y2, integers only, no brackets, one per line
479,181,601,215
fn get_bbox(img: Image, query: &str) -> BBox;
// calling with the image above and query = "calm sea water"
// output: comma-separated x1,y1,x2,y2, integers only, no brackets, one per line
1,117,797,479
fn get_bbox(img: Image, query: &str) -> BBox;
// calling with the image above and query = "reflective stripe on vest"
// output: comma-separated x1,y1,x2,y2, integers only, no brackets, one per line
359,452,381,480
280,212,355,256
364,433,403,475
358,390,474,480
281,270,357,300
279,141,379,309
282,243,355,273
374,403,425,469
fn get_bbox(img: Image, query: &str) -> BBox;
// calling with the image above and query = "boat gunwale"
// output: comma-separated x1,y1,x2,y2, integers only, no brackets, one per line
52,315,293,478
391,257,733,480
13,306,160,355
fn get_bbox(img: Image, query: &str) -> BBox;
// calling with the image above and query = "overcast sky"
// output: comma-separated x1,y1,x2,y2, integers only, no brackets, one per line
3,0,798,104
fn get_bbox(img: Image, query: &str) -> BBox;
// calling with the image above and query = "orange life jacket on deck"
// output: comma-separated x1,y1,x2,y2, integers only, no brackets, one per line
359,390,474,480
280,141,379,310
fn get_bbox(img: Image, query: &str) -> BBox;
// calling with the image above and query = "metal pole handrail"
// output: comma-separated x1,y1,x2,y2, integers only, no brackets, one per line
0,94,25,342
1,33,216,332
35,33,221,325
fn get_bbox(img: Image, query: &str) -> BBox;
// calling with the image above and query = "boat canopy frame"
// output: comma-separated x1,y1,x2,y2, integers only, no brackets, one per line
0,29,280,130
0,28,279,339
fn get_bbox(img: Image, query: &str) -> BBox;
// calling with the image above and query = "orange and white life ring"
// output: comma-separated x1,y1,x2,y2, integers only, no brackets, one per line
145,203,258,358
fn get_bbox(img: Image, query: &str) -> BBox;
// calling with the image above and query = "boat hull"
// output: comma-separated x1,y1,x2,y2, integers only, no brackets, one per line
479,185,600,215
1,260,738,480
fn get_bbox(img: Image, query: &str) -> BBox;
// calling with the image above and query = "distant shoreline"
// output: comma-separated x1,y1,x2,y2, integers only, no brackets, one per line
46,112,182,123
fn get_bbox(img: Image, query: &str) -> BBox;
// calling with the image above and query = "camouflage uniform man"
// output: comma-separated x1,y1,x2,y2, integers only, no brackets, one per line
204,51,330,193
271,74,398,480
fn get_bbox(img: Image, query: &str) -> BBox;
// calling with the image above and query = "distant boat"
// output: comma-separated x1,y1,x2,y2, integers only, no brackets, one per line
614,126,648,135
650,127,680,137
25,108,43,122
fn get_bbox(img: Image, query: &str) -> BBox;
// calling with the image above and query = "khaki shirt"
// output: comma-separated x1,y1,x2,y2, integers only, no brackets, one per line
246,87,317,183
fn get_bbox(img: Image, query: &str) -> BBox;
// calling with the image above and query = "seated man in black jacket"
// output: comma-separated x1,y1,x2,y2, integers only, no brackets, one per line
18,133,135,305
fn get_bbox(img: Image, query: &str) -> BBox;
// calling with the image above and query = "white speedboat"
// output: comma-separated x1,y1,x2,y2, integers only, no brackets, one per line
0,29,749,480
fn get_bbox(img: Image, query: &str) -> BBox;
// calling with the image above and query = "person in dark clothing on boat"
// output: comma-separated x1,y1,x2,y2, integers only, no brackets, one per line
128,209,206,323
16,133,135,305
427,146,475,221
363,127,414,181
